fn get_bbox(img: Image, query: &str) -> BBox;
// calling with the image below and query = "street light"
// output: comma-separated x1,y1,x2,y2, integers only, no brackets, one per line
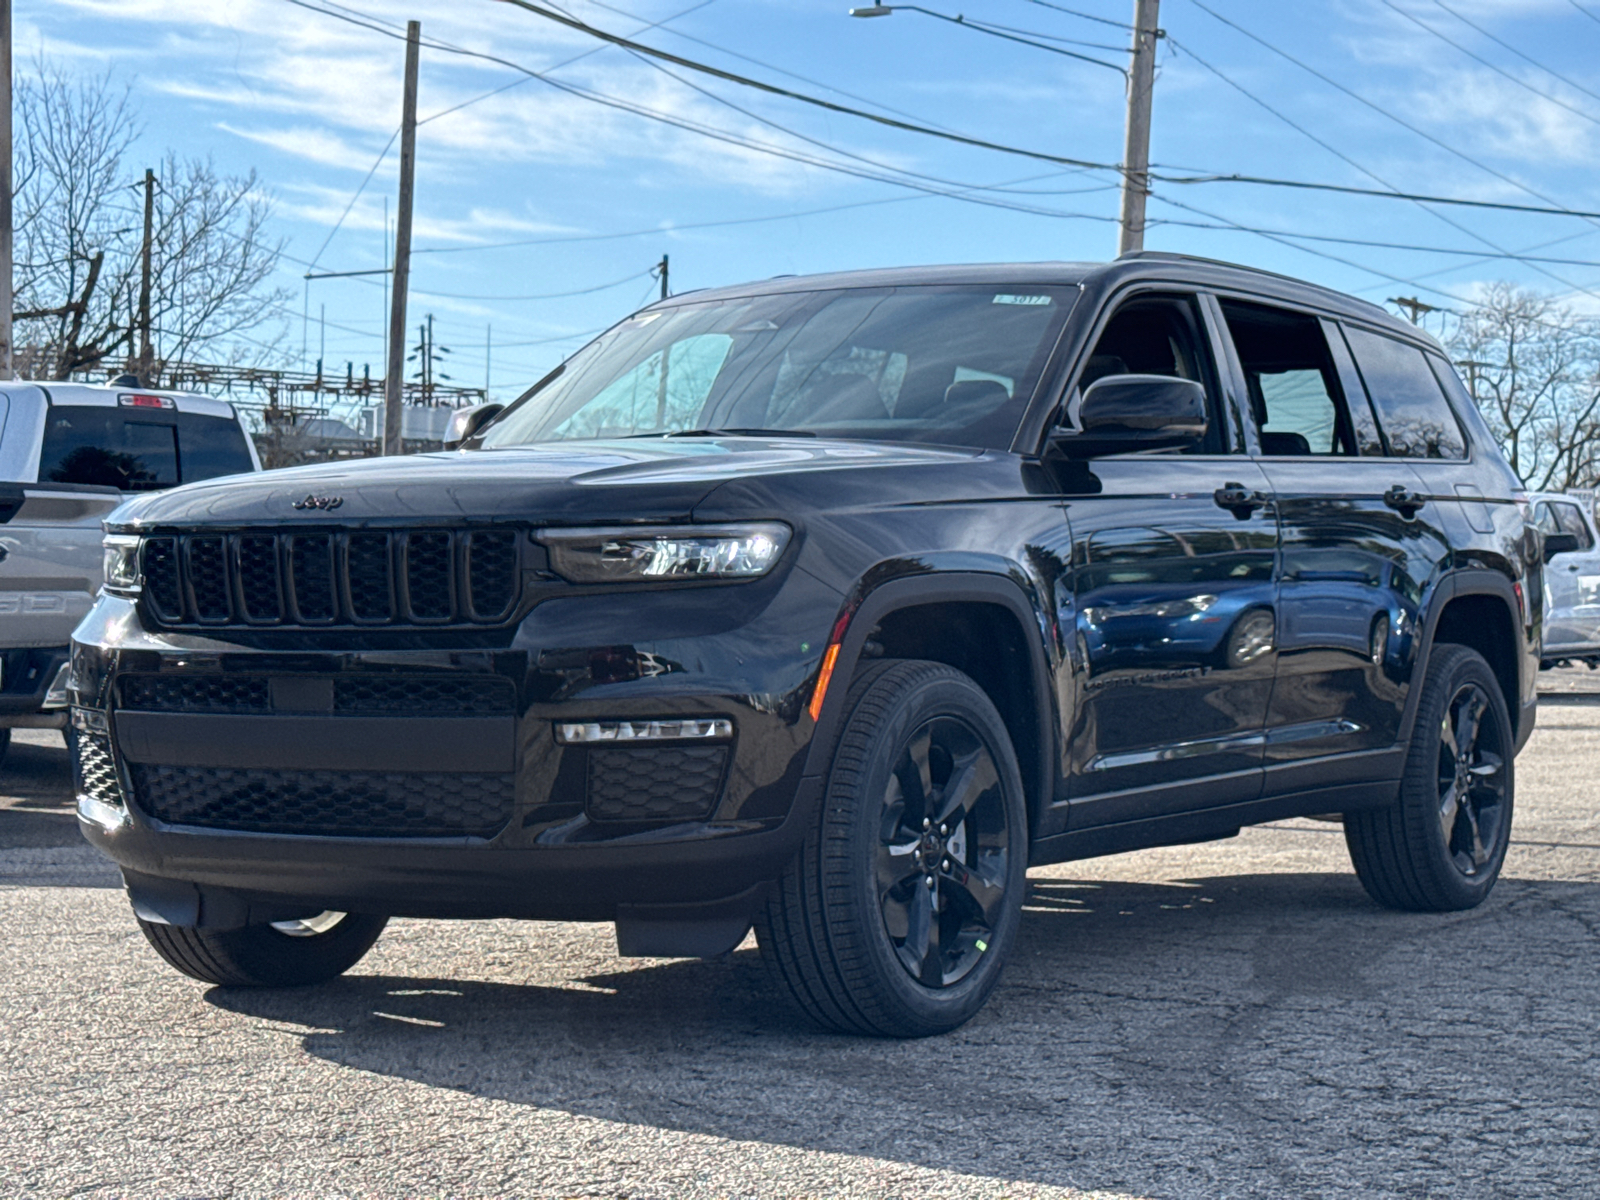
846,5,1126,74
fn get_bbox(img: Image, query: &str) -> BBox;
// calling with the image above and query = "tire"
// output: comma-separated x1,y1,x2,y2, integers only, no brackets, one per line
0,728,11,770
137,910,388,987
757,660,1028,1037
1344,643,1514,912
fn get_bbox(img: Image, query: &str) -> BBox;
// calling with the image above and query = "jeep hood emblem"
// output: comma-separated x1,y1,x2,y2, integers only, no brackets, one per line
292,494,344,511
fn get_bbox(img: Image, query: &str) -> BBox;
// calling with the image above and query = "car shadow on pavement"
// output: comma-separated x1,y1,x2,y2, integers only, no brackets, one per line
206,870,1600,1197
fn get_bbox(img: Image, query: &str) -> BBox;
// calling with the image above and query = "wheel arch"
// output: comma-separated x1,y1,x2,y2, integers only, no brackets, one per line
803,573,1058,841
1409,570,1525,747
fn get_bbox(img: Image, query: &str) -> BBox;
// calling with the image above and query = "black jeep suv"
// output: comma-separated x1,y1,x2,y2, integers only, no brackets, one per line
72,253,1540,1036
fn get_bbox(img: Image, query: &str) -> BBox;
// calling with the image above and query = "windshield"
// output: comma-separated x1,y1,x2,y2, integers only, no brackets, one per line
481,284,1077,451
39,406,254,491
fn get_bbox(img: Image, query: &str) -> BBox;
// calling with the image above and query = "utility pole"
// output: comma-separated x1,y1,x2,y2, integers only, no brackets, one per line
1456,359,1495,404
658,253,669,301
137,168,155,384
1389,296,1437,326
0,0,13,380
383,20,420,456
1117,0,1160,256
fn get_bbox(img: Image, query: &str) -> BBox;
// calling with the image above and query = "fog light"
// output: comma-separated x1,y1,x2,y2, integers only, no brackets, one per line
555,718,733,743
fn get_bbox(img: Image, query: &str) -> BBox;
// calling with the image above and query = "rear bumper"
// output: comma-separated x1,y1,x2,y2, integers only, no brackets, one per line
0,646,70,723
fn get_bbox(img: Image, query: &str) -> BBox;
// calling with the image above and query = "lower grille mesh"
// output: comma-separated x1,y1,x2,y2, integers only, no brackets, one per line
73,733,124,808
586,745,728,823
131,764,515,838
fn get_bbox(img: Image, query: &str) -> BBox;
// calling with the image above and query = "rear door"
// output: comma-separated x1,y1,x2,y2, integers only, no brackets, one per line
1057,290,1278,827
1218,300,1448,791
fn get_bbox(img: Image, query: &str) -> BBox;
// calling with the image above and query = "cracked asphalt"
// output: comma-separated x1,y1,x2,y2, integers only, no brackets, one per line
4,683,1600,1199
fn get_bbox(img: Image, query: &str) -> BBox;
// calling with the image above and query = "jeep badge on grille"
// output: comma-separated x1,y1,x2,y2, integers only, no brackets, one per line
292,495,344,511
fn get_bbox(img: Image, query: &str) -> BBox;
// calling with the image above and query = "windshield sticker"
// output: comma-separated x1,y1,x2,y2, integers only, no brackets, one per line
993,294,1051,306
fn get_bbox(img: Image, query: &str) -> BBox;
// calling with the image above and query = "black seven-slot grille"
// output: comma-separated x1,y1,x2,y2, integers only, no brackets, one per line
140,528,521,627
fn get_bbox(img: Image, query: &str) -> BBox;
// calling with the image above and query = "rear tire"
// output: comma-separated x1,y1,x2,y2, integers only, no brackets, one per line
757,660,1028,1037
137,911,388,987
1344,644,1514,912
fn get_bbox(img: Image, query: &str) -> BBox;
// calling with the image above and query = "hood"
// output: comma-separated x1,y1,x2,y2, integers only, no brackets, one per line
108,437,983,529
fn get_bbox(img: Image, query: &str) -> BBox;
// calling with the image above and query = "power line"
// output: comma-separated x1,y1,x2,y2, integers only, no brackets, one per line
1378,0,1600,130
305,127,399,274
411,267,653,301
1185,0,1600,231
1432,0,1600,108
1014,0,1133,31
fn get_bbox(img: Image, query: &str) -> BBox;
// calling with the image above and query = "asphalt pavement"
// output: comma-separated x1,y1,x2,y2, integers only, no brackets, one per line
3,681,1599,1199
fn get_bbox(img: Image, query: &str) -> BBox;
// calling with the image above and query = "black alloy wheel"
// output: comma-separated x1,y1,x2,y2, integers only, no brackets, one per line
1345,643,1515,911
758,659,1027,1037
877,717,1011,989
1436,680,1508,878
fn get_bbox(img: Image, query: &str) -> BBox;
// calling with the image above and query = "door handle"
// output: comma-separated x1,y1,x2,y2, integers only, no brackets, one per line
1214,482,1268,517
1383,485,1427,517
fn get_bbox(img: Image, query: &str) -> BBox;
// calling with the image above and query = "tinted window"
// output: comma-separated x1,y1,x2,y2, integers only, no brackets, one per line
1343,327,1467,459
39,406,252,491
1218,300,1368,456
482,285,1075,451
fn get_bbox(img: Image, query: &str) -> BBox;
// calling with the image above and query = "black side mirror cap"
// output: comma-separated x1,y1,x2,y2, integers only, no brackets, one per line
1052,374,1209,458
1543,531,1581,562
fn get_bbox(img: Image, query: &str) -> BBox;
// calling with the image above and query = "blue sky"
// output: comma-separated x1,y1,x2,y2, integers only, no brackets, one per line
21,0,1600,399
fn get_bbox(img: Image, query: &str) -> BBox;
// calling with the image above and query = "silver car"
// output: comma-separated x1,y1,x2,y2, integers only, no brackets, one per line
0,380,259,761
1532,490,1600,668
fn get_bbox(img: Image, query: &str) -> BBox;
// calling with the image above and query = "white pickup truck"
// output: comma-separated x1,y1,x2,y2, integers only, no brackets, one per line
0,380,259,761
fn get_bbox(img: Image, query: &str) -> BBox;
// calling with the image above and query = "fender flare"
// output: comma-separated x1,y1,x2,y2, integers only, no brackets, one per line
1401,568,1527,748
800,572,1059,834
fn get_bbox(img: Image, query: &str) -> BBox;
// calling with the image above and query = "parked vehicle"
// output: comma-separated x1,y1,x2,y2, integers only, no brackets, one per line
0,381,259,762
71,255,1537,1036
1530,491,1600,668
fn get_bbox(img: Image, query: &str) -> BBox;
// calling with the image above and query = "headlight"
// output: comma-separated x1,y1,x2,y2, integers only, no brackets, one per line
539,523,790,584
102,534,142,594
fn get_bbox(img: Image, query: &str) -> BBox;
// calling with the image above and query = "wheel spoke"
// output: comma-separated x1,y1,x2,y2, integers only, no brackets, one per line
877,838,923,892
1455,690,1487,759
1439,713,1459,759
904,880,943,987
895,728,934,817
1469,751,1503,779
1461,799,1489,867
934,748,998,827
944,856,1007,925
1438,779,1462,845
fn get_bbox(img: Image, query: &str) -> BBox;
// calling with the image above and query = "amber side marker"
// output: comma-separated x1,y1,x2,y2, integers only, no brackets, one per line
808,643,842,723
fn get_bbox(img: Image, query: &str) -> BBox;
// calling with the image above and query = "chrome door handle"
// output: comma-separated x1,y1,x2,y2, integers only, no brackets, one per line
1214,482,1268,517
1383,485,1426,517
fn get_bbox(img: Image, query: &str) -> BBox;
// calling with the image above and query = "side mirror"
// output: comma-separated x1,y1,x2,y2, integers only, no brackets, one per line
1054,374,1208,457
1543,531,1581,562
446,403,505,449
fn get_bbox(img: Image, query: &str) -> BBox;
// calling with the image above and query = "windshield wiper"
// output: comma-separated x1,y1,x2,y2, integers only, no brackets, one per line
626,427,817,439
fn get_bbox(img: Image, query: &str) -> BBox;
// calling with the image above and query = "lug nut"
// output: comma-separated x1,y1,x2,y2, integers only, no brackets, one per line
939,824,948,836
941,858,950,872
923,817,932,830
926,876,936,889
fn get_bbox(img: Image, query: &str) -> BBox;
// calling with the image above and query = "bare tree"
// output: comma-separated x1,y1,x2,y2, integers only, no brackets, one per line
12,59,288,381
1445,282,1600,491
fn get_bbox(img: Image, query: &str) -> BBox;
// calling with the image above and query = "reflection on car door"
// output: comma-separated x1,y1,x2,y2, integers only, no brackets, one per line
1218,301,1448,790
1056,292,1278,827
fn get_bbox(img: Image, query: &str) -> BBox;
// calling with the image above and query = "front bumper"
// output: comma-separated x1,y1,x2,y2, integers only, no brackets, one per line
71,574,842,931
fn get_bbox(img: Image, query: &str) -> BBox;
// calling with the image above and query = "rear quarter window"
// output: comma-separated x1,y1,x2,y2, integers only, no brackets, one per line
1342,326,1467,459
39,406,252,491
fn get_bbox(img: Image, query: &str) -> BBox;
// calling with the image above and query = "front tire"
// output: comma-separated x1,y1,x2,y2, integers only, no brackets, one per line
757,660,1028,1037
137,910,388,987
1344,644,1514,911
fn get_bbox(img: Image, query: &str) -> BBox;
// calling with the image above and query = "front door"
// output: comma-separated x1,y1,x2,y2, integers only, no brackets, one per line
1055,292,1278,827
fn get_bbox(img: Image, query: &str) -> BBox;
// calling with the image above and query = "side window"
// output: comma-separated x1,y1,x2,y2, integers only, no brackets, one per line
1218,299,1361,456
1552,501,1595,550
1342,326,1467,459
1077,293,1227,454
